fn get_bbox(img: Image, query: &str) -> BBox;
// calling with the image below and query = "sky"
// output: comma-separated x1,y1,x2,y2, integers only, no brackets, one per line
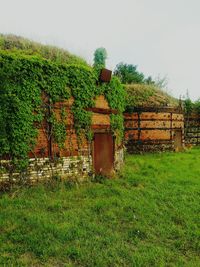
0,0,200,100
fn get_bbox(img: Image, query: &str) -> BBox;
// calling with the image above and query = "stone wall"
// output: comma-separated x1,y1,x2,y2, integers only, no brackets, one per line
0,155,92,187
0,147,124,187
184,113,200,145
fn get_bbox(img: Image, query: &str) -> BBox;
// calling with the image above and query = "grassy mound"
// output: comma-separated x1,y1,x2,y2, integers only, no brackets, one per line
126,84,178,108
0,34,88,66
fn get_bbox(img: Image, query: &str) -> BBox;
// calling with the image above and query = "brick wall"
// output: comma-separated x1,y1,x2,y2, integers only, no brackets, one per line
124,107,184,153
185,113,200,145
0,95,124,186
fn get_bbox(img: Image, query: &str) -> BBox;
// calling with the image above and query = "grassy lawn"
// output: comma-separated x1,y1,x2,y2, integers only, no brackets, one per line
0,149,200,266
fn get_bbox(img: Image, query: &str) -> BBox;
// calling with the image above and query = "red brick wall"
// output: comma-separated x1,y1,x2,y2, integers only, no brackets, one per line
124,109,184,152
32,95,113,158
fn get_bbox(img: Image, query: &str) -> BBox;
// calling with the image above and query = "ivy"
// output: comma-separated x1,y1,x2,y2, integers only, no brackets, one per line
98,76,126,143
110,114,124,144
0,50,126,171
50,109,67,149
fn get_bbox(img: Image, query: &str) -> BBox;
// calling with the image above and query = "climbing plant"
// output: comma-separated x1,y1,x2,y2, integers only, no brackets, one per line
0,50,125,171
98,76,126,143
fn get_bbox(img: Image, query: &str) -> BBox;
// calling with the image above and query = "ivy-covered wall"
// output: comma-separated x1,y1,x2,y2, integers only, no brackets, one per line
0,51,126,176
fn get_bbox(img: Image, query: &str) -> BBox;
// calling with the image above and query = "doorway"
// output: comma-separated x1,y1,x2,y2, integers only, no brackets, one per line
93,133,114,176
174,130,183,151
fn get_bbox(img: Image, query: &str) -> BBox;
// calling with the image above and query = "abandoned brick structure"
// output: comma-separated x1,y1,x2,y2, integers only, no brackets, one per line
0,95,124,185
0,50,126,186
0,95,124,186
124,106,184,153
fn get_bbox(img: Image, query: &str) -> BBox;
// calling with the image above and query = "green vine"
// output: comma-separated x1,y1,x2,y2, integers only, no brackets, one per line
0,50,126,171
50,107,67,149
97,76,126,144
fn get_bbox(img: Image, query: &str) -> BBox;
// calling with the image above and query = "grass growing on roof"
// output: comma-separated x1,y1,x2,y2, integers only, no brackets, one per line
0,148,200,266
126,83,178,108
0,33,88,66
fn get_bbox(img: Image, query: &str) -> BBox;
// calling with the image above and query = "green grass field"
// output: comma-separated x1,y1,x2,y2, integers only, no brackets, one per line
0,149,200,266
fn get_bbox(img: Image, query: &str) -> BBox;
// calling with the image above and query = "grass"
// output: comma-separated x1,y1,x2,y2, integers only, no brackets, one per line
0,148,200,266
0,34,88,66
126,84,178,108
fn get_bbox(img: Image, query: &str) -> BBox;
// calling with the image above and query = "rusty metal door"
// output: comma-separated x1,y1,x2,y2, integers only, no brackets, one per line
94,133,114,175
174,130,183,151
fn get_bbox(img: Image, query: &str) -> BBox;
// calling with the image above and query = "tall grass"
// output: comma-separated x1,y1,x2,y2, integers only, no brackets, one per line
0,34,88,66
126,84,178,107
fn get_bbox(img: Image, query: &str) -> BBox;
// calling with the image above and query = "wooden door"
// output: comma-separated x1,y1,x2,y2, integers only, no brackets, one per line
174,130,183,151
94,133,114,175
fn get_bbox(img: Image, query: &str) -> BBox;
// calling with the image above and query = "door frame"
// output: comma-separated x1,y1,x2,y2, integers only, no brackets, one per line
173,129,183,151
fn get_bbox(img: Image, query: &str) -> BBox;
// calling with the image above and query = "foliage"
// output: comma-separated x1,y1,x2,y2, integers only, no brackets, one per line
0,148,200,265
94,76,126,143
0,53,43,169
50,109,67,149
93,47,107,68
104,77,126,113
0,51,96,169
194,99,200,114
110,114,124,144
103,77,126,142
183,90,200,114
0,34,88,66
125,84,178,108
114,62,145,84
184,97,193,114
0,50,126,169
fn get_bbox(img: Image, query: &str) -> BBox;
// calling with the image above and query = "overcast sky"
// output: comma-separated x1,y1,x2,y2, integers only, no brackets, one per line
1,0,200,100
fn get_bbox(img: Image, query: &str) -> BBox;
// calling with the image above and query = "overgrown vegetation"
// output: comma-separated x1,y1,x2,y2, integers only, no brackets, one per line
125,83,178,108
0,50,125,170
114,62,154,85
0,148,199,266
93,47,107,69
0,34,88,66
112,62,178,109
114,62,144,84
184,95,200,115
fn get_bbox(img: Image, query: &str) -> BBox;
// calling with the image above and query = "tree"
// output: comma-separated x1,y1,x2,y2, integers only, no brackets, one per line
114,62,145,84
93,47,107,68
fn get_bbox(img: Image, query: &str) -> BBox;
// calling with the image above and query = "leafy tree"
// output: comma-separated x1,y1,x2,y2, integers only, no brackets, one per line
93,47,107,68
114,62,145,84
